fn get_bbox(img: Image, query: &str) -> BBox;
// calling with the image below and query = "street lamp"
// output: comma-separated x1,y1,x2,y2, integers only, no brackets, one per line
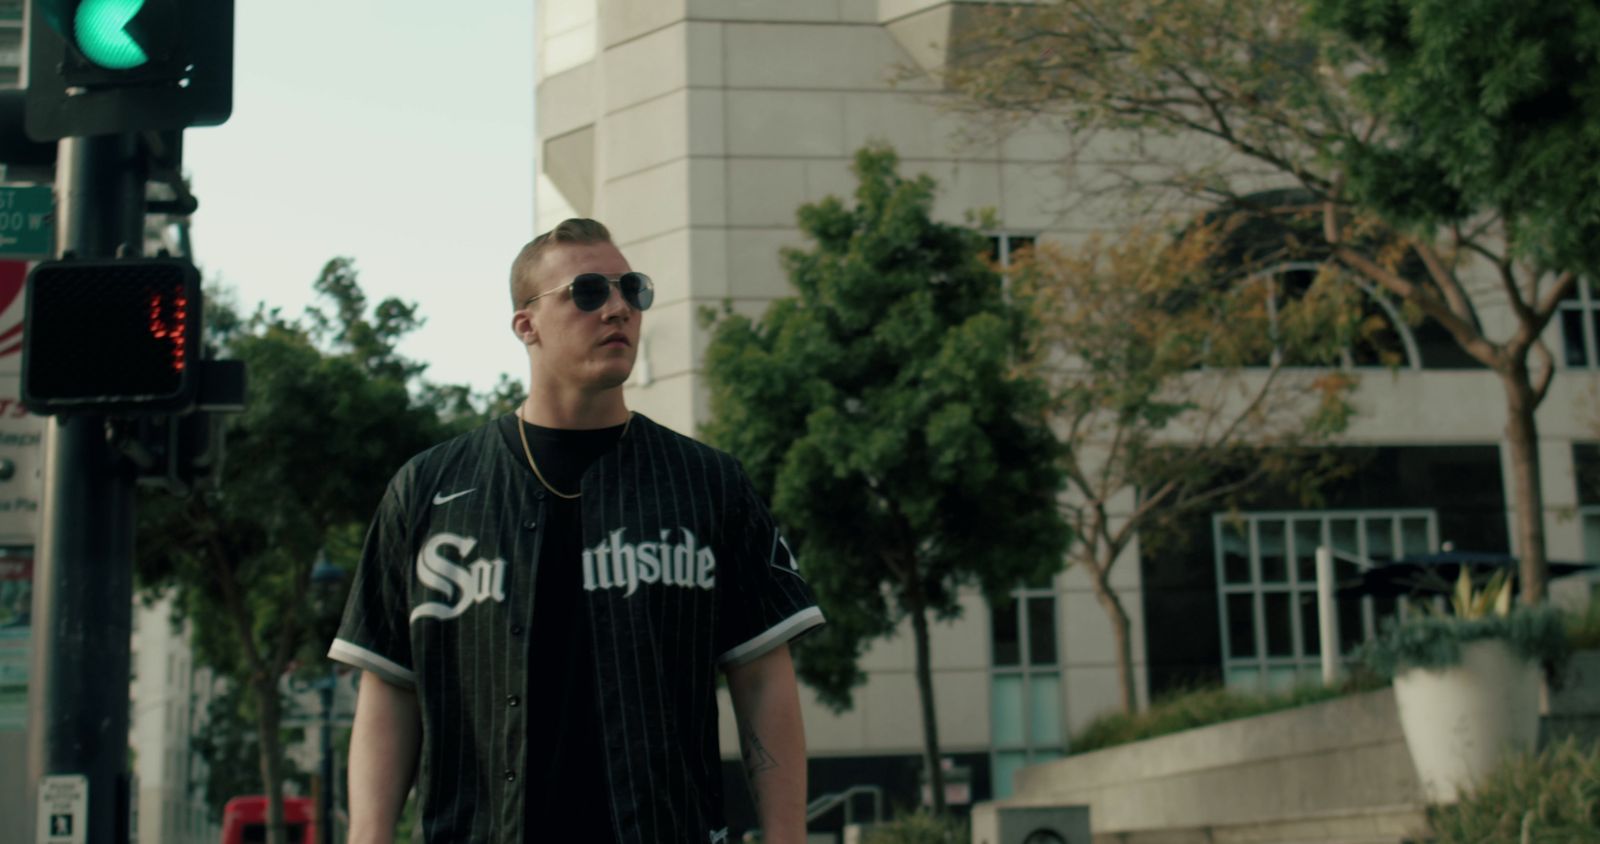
310,551,346,844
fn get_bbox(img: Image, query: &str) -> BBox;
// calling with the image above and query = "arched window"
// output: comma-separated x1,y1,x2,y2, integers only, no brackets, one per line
1207,190,1480,370
1247,259,1419,369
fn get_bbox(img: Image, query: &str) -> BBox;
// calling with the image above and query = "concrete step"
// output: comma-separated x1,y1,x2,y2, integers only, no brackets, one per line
1096,804,1430,844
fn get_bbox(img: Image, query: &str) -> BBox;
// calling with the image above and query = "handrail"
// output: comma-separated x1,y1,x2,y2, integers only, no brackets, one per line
805,784,884,826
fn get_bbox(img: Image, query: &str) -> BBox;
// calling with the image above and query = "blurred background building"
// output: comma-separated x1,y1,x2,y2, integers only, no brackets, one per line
130,592,220,844
532,1,1600,834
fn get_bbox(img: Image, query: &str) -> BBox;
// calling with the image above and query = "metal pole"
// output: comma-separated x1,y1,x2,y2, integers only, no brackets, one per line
26,132,145,844
1317,545,1341,686
320,677,334,844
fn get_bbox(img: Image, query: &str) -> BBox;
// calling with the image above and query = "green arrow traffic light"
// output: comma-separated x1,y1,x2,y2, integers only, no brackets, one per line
74,0,150,70
25,0,235,139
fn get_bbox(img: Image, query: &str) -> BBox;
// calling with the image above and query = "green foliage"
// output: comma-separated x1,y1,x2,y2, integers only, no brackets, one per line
860,811,970,844
395,791,423,843
1427,739,1600,843
701,145,1070,711
1405,565,1515,621
1566,589,1600,650
1360,605,1571,678
189,683,309,821
1068,675,1386,755
1449,566,1514,619
137,257,513,819
1312,0,1600,276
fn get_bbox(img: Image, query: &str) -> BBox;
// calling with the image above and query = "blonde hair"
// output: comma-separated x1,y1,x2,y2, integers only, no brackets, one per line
509,218,614,308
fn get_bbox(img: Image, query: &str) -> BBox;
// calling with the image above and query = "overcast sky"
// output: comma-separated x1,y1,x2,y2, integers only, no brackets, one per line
182,0,537,395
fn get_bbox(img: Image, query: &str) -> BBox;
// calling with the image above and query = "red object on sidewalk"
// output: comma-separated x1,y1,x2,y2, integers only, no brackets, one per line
220,795,317,844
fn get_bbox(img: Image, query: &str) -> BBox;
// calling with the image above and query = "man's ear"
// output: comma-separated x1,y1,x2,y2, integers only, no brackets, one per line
511,310,538,346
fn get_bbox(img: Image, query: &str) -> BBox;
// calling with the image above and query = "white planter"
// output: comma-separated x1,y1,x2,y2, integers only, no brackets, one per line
1392,638,1541,803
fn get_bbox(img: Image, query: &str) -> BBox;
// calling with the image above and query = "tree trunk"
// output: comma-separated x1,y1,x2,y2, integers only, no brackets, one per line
1502,365,1549,604
254,676,289,844
908,598,948,815
1088,563,1138,713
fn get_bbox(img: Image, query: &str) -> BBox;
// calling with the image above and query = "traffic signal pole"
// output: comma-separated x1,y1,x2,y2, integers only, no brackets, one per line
27,133,146,844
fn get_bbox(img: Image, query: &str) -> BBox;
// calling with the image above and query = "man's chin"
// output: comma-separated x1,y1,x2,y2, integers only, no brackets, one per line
589,362,635,391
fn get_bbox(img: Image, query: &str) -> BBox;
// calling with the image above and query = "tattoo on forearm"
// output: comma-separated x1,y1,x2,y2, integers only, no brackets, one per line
740,727,778,776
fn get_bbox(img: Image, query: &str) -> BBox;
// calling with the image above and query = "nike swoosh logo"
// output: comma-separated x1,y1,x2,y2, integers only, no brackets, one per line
432,489,476,505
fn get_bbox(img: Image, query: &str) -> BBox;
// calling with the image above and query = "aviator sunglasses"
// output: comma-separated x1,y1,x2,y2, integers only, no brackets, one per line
523,272,655,312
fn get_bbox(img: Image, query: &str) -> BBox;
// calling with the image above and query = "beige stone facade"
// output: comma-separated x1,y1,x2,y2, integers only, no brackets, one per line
535,1,1152,771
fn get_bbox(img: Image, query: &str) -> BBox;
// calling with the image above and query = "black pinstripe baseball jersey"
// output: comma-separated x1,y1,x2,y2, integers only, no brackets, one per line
329,412,825,843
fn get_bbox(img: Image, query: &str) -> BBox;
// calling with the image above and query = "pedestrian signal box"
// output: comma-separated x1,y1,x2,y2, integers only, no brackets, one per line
22,256,202,414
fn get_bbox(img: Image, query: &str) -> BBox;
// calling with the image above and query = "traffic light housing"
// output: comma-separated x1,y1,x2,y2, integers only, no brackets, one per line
22,256,202,414
25,0,234,140
0,91,58,169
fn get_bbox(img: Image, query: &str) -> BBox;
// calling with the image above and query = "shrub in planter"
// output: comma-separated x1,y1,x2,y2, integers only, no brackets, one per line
1069,674,1387,755
1360,605,1571,679
1427,738,1600,843
1361,568,1572,803
860,811,969,844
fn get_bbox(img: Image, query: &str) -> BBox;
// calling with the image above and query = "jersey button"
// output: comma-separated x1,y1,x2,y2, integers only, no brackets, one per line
510,624,524,636
522,519,537,531
533,489,546,501
503,770,516,782
507,694,520,707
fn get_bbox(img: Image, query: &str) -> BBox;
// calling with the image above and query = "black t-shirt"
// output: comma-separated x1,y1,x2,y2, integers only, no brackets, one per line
516,416,628,840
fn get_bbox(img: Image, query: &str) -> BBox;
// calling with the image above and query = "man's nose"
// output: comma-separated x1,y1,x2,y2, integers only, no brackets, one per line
598,283,630,320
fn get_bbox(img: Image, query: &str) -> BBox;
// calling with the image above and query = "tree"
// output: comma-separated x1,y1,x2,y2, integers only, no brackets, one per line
945,0,1600,603
1009,217,1358,712
189,683,310,822
137,258,490,844
701,145,1071,813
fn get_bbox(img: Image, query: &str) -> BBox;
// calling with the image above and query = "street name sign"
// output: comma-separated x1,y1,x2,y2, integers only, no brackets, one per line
0,185,53,258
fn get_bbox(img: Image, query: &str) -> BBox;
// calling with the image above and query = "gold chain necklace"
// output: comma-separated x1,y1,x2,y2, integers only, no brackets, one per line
516,410,632,500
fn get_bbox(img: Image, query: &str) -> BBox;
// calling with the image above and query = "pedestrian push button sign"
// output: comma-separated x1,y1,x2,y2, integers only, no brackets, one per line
37,774,87,844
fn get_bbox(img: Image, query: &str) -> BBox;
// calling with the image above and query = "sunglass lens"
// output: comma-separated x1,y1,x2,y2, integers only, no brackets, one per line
570,273,611,311
621,272,654,311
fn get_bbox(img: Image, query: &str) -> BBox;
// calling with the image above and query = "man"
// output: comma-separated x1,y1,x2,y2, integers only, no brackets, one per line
329,218,825,843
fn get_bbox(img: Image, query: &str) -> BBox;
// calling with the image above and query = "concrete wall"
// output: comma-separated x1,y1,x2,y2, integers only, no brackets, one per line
987,689,1422,833
970,656,1600,840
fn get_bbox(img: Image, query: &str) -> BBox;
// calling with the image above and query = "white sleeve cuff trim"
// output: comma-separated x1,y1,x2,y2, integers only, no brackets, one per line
329,639,416,689
718,606,825,668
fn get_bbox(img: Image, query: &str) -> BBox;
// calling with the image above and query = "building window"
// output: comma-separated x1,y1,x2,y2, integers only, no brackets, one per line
986,233,1036,269
1214,510,1437,691
990,579,1063,799
1579,507,1600,584
1560,281,1600,368
1575,445,1600,595
1208,190,1484,369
